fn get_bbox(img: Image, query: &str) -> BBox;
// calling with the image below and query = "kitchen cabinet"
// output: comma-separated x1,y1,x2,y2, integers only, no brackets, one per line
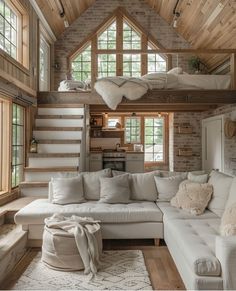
126,152,144,173
89,152,103,171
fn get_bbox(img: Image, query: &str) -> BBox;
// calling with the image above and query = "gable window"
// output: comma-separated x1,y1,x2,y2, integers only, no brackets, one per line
11,103,24,188
124,114,167,164
70,10,167,83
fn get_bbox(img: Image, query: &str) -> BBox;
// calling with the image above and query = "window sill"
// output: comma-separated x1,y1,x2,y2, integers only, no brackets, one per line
0,189,20,206
0,49,30,76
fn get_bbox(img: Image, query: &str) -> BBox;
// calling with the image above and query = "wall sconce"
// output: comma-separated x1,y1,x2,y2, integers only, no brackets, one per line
53,62,60,70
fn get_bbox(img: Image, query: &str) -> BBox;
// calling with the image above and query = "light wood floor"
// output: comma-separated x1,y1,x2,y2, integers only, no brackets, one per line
1,239,185,290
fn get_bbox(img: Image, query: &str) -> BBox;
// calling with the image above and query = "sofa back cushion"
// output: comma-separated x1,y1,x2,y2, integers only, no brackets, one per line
188,172,208,183
160,171,188,179
113,170,160,201
208,170,233,217
82,168,112,200
155,175,185,202
99,174,131,203
51,175,85,205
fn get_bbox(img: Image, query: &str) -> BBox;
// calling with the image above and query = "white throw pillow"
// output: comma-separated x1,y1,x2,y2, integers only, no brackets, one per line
167,67,183,74
188,172,208,183
220,202,236,236
51,175,85,205
142,72,167,80
112,170,160,201
155,175,185,202
208,170,233,217
99,174,131,203
82,169,112,200
171,180,213,215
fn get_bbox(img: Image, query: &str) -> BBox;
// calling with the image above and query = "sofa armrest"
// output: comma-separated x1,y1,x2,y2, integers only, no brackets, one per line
215,235,236,290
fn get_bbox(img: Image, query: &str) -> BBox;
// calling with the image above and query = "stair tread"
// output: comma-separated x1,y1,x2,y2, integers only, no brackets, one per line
37,139,81,144
0,224,27,260
36,115,83,119
34,127,83,131
20,181,49,188
24,167,79,172
28,153,80,158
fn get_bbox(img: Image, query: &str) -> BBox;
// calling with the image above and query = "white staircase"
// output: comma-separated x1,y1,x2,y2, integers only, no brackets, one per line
20,104,88,197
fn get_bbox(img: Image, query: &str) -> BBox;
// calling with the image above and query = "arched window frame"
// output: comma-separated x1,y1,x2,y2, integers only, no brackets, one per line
69,7,171,85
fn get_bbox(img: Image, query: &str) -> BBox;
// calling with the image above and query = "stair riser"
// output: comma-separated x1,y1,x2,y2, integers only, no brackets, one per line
28,157,79,168
33,131,82,140
24,172,78,182
35,119,84,127
38,144,81,153
20,187,48,197
38,108,84,115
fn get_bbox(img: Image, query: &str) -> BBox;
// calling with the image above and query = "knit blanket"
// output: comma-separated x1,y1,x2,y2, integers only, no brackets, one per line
44,214,102,275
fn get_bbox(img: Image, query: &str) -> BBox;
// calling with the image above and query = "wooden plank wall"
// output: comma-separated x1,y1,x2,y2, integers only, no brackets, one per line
0,0,38,97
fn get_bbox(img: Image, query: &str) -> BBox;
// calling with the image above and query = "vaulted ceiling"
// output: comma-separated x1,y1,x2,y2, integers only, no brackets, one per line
36,0,236,70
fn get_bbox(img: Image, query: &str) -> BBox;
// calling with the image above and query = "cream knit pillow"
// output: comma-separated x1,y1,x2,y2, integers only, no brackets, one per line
220,203,236,236
171,180,213,215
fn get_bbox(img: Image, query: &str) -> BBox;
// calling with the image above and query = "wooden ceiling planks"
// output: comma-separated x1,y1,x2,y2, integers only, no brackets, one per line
34,0,236,70
35,0,96,37
145,0,236,70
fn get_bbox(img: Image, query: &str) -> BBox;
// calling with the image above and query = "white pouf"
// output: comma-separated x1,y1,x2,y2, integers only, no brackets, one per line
42,224,103,271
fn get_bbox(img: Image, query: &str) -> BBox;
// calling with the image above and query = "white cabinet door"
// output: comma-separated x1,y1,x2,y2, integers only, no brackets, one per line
202,116,224,172
126,153,144,173
89,153,103,171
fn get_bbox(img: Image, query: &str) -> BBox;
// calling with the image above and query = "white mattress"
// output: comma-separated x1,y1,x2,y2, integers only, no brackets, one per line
177,74,231,90
14,199,163,225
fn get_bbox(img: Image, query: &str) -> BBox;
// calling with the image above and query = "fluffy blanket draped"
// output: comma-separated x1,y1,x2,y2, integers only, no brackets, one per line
44,214,102,275
94,76,151,110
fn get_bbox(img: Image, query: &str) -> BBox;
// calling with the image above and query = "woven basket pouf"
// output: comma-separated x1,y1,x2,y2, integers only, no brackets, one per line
41,225,102,271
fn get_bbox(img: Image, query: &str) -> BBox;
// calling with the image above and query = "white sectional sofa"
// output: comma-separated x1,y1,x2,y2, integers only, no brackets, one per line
14,169,236,290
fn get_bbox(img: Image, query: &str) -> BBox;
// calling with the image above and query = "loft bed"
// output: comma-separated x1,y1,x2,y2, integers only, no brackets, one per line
41,50,236,112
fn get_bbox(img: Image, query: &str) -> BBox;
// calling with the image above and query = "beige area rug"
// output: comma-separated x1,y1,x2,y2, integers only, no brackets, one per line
11,250,153,290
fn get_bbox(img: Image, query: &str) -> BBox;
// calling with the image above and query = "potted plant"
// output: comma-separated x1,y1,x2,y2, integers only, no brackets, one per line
188,56,202,74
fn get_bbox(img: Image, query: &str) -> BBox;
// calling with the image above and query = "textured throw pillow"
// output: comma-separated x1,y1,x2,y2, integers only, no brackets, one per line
220,203,236,236
188,172,208,183
51,175,85,205
82,169,112,200
99,174,131,204
208,170,233,217
113,170,160,201
155,175,185,202
171,180,213,215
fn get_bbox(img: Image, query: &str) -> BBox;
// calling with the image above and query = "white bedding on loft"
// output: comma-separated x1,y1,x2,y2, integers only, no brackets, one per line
94,73,231,109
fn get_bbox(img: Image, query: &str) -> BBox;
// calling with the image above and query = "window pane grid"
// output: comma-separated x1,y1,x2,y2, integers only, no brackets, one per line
144,117,164,163
123,21,141,50
98,54,116,78
98,21,116,50
123,54,141,77
147,45,167,73
0,0,17,59
12,103,24,188
125,117,141,144
72,44,91,81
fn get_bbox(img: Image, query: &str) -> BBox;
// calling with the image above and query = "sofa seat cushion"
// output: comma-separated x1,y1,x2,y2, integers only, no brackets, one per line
15,199,163,225
157,202,218,221
165,217,221,276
